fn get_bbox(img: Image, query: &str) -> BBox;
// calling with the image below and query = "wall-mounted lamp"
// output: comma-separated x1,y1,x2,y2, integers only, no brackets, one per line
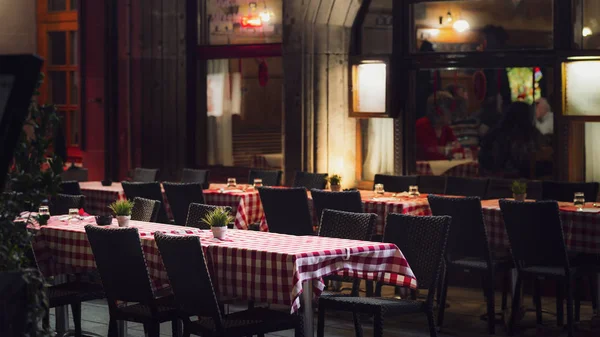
349,57,390,117
583,26,593,37
453,19,470,33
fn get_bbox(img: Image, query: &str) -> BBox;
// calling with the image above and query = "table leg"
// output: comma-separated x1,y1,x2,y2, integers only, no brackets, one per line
55,275,69,334
302,280,314,337
596,272,600,315
118,321,127,337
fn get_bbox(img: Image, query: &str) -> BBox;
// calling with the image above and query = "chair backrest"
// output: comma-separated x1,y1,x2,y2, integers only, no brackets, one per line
121,182,169,223
50,194,85,215
293,171,328,190
384,214,451,305
59,180,82,196
258,187,313,235
542,181,599,202
374,174,418,193
132,168,159,182
499,200,570,270
84,225,155,303
427,195,491,262
154,232,223,324
61,167,89,182
318,209,377,241
417,175,446,194
248,169,282,186
485,179,543,200
444,176,489,197
131,197,161,222
310,189,363,221
181,168,210,189
185,204,233,229
162,182,205,225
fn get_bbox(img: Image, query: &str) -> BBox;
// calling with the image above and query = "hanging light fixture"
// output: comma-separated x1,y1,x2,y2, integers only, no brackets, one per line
446,11,453,23
583,26,593,37
453,18,470,33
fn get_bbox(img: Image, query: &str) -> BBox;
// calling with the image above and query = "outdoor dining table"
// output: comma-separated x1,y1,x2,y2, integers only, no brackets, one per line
30,216,417,337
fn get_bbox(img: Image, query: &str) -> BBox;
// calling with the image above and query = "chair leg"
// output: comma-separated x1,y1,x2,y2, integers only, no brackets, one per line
317,303,326,337
556,281,564,327
426,309,438,337
533,278,543,325
502,270,510,311
436,262,445,306
486,274,496,335
373,311,383,337
566,280,575,337
508,275,522,336
295,313,304,337
71,302,82,337
145,322,160,337
365,281,374,297
108,318,118,337
591,274,598,313
171,319,181,337
437,267,449,328
575,277,583,322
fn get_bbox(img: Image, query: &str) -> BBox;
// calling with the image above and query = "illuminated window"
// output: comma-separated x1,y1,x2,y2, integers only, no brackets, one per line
350,59,389,116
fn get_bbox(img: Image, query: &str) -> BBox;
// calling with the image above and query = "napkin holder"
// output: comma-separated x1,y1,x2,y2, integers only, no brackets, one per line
101,179,113,186
95,215,113,226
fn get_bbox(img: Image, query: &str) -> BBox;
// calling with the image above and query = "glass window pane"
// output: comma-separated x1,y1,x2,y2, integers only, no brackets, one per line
69,111,79,146
411,0,553,53
48,32,67,65
70,71,78,105
70,31,78,65
70,0,78,10
362,0,393,54
206,0,282,45
48,0,67,11
575,0,600,49
360,118,395,181
564,61,600,116
48,71,67,105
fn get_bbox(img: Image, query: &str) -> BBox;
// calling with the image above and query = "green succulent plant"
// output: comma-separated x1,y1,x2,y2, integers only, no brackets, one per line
108,200,134,216
202,207,233,228
511,180,527,195
328,174,342,186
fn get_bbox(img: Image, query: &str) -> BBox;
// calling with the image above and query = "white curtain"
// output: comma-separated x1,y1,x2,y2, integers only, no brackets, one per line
363,118,394,180
207,59,241,166
585,123,600,182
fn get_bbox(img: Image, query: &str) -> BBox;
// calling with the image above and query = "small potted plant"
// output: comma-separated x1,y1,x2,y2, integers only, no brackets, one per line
511,180,527,202
328,174,342,192
108,200,134,227
35,214,50,226
202,207,233,239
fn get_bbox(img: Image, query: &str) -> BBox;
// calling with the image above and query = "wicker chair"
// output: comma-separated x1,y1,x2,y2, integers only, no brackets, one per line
186,203,233,230
485,179,543,200
258,187,313,235
373,174,418,193
310,189,363,225
293,171,328,190
181,168,210,189
132,168,159,182
317,214,451,337
417,176,446,194
50,194,85,215
131,197,161,222
60,180,82,195
154,232,304,337
163,182,205,225
444,176,489,197
499,200,579,337
428,195,512,334
84,225,180,337
542,181,600,202
248,169,282,186
121,182,169,223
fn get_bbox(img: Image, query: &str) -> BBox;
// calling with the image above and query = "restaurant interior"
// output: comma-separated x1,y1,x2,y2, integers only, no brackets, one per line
2,0,600,336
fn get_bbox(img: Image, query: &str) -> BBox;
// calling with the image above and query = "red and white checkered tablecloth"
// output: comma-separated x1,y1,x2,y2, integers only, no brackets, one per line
31,218,417,313
203,188,264,230
360,192,432,236
416,160,479,177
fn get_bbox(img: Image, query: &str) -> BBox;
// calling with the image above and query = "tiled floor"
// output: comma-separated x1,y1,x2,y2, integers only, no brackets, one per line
49,284,596,337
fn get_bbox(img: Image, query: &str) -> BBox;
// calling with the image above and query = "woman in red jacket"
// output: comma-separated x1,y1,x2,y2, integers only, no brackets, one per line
416,91,460,160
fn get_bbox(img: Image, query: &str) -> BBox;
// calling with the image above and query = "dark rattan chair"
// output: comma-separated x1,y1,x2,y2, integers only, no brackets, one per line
444,176,489,197
61,167,89,182
417,176,446,194
132,168,159,182
121,182,169,223
311,189,363,226
485,179,543,200
84,225,180,337
248,169,282,186
163,182,205,225
50,193,85,215
293,171,328,190
428,195,512,334
181,168,210,189
258,187,313,235
60,180,82,195
154,232,303,337
542,181,600,202
499,200,578,337
185,203,233,230
374,174,418,193
131,197,161,222
317,214,451,337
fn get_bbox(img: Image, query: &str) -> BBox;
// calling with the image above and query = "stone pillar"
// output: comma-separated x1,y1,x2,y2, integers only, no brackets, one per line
282,0,361,188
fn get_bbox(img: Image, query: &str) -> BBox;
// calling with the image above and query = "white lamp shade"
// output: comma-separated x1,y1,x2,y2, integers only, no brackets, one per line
355,63,387,113
453,19,470,33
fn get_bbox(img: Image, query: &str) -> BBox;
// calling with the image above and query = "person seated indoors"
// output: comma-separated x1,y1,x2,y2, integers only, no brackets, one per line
446,84,480,150
416,91,462,161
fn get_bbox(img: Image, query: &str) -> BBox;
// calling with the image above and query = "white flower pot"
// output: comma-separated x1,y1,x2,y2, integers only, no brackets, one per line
330,185,341,192
116,215,131,227
513,193,527,202
212,226,227,239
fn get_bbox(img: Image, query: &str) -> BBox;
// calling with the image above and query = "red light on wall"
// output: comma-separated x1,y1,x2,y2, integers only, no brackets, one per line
241,16,262,28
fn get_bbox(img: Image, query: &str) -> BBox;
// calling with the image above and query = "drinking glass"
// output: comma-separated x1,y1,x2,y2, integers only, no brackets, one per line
253,178,263,188
409,185,420,197
68,208,79,222
38,205,50,216
226,178,237,188
374,183,385,195
574,192,585,211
